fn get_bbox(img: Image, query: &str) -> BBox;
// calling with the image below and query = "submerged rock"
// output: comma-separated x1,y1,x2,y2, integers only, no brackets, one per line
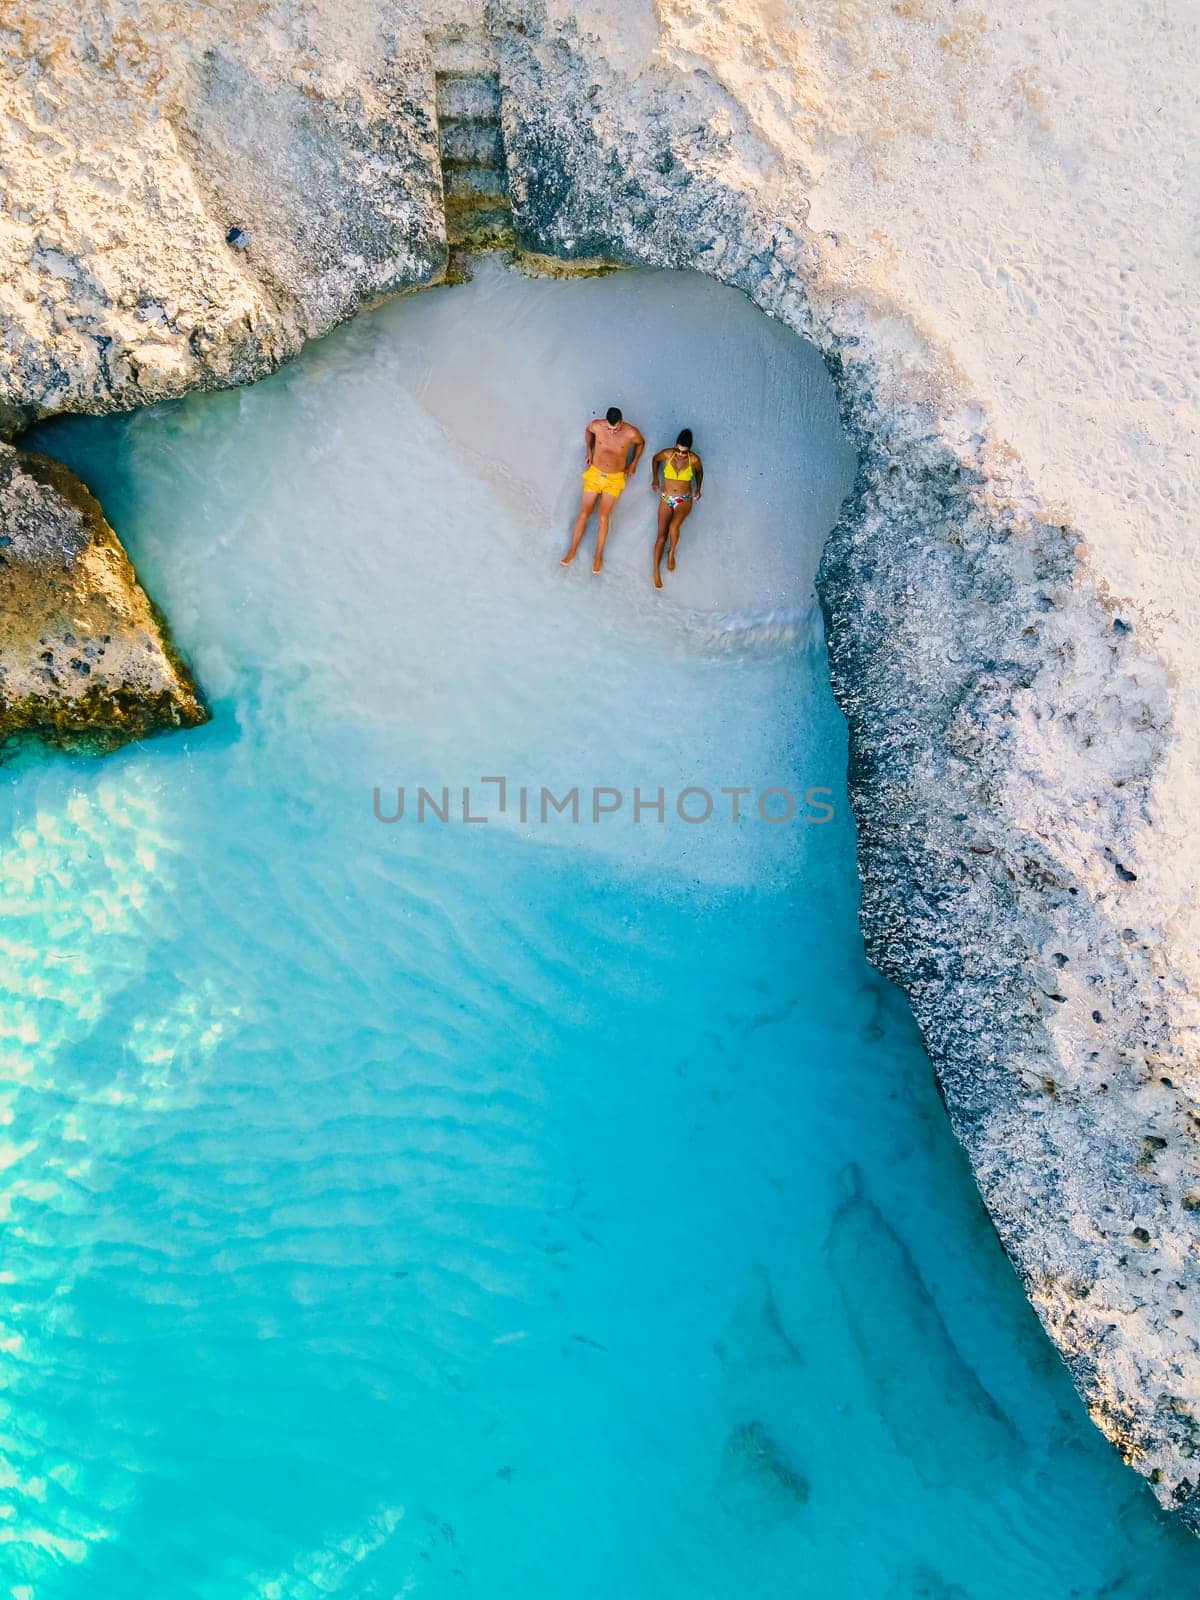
0,444,207,753
888,1566,972,1600
717,1420,809,1525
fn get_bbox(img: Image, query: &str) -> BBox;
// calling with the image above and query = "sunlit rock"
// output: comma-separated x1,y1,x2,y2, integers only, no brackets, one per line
0,443,206,751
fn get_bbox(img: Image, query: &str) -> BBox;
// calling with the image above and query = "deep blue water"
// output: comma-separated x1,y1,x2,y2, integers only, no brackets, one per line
6,265,1195,1596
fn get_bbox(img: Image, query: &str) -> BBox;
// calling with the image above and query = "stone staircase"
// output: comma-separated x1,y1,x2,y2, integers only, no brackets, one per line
433,39,514,279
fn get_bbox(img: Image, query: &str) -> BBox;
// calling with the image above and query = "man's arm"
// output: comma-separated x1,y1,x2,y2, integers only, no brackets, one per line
584,421,599,465
625,428,646,476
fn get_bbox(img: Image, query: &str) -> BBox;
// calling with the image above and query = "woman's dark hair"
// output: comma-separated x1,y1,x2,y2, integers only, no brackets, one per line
606,406,623,425
676,428,693,449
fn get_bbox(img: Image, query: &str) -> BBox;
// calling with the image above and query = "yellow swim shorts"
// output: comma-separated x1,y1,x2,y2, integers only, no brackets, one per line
582,466,626,498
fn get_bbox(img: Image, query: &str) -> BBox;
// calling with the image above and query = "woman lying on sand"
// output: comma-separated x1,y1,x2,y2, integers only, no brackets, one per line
650,429,703,589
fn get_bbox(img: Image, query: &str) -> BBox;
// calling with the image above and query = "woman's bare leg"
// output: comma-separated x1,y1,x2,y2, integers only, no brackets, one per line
667,499,693,569
653,498,672,587
562,490,600,565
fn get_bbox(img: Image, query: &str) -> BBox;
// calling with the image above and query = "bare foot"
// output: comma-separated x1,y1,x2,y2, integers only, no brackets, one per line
561,551,576,566
667,552,676,571
592,559,603,574
654,572,663,589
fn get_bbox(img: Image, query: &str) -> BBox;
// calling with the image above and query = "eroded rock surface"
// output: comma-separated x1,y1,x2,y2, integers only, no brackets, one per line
0,443,206,749
0,2,445,428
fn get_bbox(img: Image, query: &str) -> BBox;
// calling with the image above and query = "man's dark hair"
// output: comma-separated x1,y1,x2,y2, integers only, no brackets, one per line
606,407,623,425
676,428,694,449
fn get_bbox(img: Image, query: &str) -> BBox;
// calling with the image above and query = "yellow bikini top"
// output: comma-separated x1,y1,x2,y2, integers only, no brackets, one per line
663,449,694,482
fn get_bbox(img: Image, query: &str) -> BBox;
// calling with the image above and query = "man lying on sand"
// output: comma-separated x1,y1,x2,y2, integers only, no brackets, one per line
561,407,645,573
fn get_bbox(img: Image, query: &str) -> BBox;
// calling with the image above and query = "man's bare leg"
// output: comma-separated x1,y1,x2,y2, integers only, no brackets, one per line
562,491,600,565
592,493,619,572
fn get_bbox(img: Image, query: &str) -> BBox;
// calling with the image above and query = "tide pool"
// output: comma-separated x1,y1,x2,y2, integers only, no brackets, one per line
9,263,1195,1597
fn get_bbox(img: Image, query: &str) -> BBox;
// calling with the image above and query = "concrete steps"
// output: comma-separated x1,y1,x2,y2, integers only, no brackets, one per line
432,48,514,275
443,165,506,204
436,72,500,121
440,115,505,170
431,35,496,77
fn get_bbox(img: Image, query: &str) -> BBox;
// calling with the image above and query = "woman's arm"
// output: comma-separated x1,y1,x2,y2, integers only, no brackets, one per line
650,447,667,490
692,453,704,499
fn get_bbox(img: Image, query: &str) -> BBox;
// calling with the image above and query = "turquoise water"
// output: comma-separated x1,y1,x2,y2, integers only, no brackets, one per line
10,265,1196,1597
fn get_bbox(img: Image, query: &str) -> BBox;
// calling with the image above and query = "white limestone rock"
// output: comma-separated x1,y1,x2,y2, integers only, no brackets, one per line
0,0,446,428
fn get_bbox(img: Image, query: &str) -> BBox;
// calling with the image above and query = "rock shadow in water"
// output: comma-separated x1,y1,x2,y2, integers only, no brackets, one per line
714,1262,804,1373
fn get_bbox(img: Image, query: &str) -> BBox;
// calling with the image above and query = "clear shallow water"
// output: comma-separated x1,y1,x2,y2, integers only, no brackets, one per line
10,264,1196,1597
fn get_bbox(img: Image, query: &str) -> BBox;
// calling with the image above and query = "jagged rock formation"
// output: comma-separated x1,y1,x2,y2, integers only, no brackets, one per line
818,432,1186,1505
0,4,446,430
0,443,206,749
1,0,1197,1528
